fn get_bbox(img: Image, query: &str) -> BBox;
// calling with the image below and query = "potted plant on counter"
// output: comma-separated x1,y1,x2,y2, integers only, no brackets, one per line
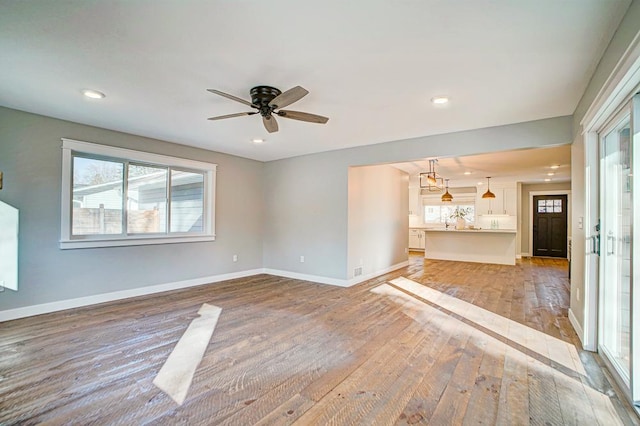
450,207,471,230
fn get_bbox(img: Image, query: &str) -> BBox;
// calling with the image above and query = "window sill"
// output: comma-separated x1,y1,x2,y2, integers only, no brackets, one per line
59,235,216,250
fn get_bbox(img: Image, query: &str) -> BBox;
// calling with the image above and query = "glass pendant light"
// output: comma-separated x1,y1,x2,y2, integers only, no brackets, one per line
441,179,453,202
482,176,496,199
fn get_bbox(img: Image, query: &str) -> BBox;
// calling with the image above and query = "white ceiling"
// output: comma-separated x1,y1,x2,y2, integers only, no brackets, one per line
0,1,630,162
390,144,572,187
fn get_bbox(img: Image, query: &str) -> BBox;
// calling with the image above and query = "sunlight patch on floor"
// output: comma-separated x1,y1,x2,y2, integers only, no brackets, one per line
153,303,222,405
388,276,586,377
370,282,622,425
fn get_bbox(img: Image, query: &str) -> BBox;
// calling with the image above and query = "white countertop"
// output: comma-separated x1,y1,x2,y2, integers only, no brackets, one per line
422,228,517,234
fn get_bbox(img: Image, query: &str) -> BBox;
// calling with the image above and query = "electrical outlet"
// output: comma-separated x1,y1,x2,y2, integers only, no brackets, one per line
232,254,238,262
300,255,305,263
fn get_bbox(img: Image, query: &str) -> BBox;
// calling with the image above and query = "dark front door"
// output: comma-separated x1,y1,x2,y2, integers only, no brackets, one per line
533,195,568,258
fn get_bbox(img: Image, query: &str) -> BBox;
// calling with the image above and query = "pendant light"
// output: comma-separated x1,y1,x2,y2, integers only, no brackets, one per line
426,160,438,185
482,176,496,199
420,159,444,192
441,179,453,202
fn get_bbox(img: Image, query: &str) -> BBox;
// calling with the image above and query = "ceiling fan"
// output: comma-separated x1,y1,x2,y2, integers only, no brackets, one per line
207,85,329,133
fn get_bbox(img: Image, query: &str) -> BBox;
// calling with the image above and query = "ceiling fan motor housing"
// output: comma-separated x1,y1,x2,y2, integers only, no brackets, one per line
250,86,281,117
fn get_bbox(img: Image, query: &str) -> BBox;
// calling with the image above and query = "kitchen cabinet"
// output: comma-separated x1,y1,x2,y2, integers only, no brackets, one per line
503,187,517,216
408,187,420,216
409,228,425,249
477,184,516,216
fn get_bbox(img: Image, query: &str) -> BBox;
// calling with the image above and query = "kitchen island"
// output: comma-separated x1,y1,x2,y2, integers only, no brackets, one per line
423,228,517,265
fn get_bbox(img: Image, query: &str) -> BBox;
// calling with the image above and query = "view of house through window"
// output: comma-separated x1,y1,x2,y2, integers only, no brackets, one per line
72,156,205,237
64,139,215,248
127,164,168,234
72,156,124,235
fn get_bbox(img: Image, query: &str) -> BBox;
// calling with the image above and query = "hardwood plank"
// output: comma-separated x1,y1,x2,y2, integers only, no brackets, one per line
1,255,636,425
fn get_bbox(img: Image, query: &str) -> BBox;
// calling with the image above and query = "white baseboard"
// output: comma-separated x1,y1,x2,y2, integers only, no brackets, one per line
262,268,349,287
520,252,531,258
568,308,585,349
346,261,410,287
0,269,263,322
1,261,413,322
265,261,409,288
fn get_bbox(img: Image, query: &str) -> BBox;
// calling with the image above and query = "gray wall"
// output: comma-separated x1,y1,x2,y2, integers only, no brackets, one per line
347,165,408,279
263,116,572,279
569,0,640,333
570,134,586,327
0,107,264,311
520,182,572,255
572,0,640,136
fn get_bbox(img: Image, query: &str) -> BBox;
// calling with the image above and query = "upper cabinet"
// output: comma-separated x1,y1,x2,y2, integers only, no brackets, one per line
477,182,517,216
408,186,420,216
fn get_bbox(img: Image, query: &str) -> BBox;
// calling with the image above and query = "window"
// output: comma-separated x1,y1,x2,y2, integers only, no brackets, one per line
537,199,563,213
424,204,475,225
61,139,216,249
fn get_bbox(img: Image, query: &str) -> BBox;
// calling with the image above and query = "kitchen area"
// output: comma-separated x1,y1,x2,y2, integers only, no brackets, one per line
391,146,571,268
408,174,519,265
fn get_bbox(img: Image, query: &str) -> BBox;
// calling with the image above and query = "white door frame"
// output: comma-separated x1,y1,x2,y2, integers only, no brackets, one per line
579,31,640,351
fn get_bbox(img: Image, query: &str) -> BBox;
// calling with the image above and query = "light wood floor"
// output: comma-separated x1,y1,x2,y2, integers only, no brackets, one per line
1,255,638,425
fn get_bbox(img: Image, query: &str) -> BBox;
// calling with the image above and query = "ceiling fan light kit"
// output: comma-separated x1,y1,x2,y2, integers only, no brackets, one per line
207,85,329,134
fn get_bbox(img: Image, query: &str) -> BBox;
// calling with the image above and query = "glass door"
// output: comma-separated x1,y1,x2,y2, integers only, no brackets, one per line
599,109,632,387
598,93,640,409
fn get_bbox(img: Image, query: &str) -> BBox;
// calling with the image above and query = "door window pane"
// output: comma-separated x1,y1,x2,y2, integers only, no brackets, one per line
127,164,167,234
170,170,204,233
72,156,124,235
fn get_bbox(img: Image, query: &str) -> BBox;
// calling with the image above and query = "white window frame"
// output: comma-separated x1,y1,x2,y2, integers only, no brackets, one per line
60,138,216,249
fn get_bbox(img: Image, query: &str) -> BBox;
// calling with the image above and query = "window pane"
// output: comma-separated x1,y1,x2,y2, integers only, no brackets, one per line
127,164,167,233
72,157,124,235
170,170,205,233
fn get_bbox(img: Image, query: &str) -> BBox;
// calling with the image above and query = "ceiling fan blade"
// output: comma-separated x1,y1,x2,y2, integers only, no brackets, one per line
263,115,279,133
207,89,257,108
277,110,329,124
268,86,308,109
207,111,257,121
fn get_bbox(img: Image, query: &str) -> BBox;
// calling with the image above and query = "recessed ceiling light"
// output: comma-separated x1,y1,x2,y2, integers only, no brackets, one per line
547,172,555,176
431,96,449,105
252,138,265,144
477,181,483,186
550,165,560,169
544,178,551,182
463,171,472,175
82,89,105,99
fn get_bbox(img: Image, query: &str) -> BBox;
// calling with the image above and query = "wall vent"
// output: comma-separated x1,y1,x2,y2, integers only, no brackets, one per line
354,266,363,277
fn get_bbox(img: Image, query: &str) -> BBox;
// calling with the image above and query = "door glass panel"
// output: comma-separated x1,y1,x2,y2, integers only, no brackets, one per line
600,114,632,384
